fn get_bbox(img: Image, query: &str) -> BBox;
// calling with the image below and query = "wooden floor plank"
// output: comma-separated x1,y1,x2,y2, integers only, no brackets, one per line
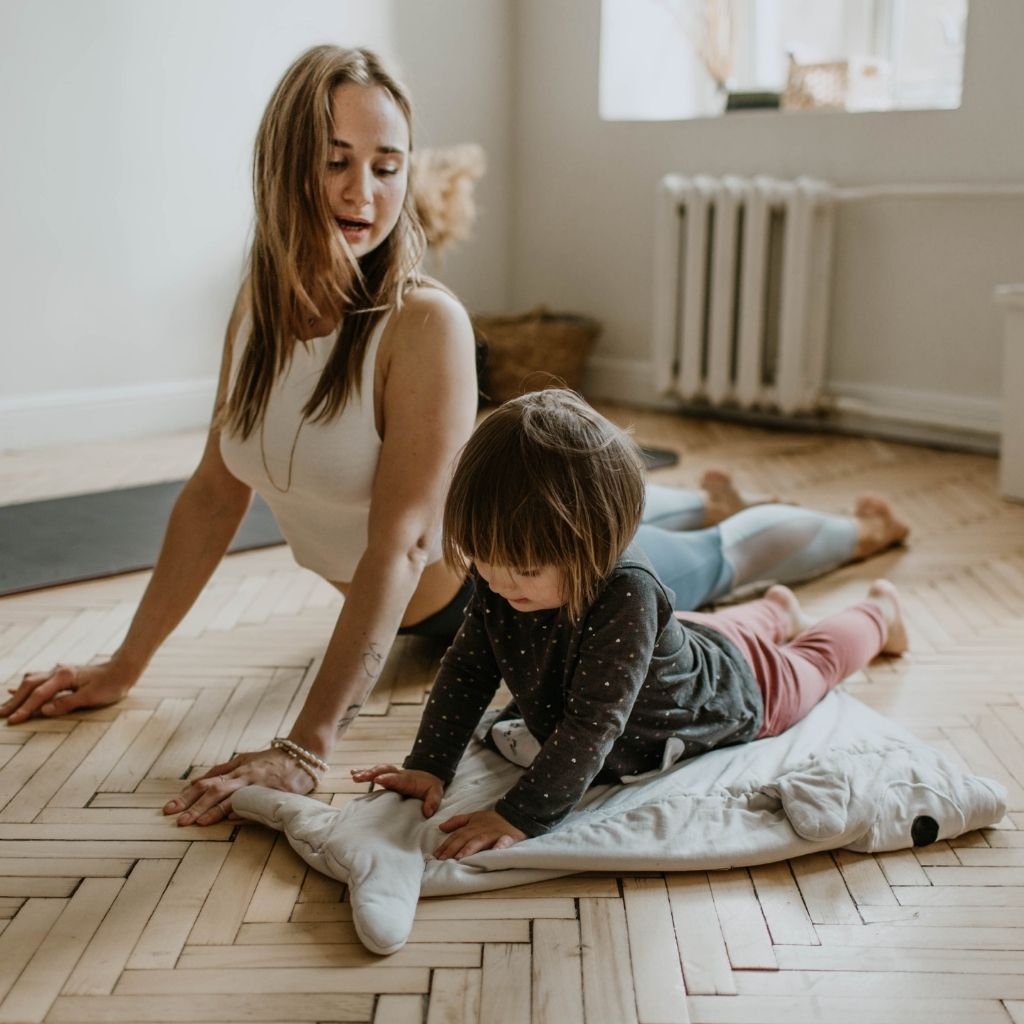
789,852,861,924
425,969,480,1024
579,897,638,1024
750,861,819,946
113,966,431,995
374,993,425,1024
532,918,584,1024
176,941,480,969
708,869,777,970
622,876,689,1023
479,944,531,1024
684,994,1012,1023
48,993,374,1022
243,832,307,924
665,873,736,996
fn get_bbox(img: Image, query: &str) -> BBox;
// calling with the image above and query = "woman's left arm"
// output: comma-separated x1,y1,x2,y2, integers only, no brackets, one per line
165,289,478,825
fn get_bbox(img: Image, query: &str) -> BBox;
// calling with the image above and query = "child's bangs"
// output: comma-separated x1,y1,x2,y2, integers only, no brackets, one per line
455,488,575,574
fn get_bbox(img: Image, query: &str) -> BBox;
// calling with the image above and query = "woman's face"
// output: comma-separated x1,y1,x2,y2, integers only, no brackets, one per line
325,84,410,258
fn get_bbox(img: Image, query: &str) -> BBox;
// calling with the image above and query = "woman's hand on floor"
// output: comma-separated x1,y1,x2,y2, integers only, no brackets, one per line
0,662,135,725
162,747,316,827
350,765,445,817
433,809,526,860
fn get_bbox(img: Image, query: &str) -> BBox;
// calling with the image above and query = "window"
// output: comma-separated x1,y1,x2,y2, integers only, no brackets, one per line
599,0,968,121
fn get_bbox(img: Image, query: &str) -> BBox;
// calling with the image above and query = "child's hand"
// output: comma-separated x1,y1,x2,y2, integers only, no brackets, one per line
434,810,526,860
349,764,444,817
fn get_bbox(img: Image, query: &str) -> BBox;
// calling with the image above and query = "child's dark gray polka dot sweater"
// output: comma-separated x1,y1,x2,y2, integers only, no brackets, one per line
403,545,763,837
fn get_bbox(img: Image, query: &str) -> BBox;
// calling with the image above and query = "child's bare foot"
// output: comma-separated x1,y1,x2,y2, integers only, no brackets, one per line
866,579,909,655
853,495,910,560
764,584,814,640
701,469,779,526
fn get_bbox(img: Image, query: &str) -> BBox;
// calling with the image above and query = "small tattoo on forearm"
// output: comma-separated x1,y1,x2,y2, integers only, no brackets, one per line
362,642,384,679
337,702,362,731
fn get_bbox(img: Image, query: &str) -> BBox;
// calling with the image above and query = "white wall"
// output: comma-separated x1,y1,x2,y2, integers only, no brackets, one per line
511,0,1024,445
392,0,514,314
0,0,512,450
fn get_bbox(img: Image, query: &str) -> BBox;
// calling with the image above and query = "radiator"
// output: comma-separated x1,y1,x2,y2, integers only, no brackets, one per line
653,175,836,415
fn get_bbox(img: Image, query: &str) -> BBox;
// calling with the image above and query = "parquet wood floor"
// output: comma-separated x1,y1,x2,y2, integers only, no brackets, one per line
1,408,1023,1024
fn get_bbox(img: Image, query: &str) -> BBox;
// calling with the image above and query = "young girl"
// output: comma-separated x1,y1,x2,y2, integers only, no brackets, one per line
353,390,908,858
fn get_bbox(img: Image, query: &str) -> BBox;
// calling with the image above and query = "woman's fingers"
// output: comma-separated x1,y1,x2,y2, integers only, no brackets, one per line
163,760,238,814
2,667,76,724
3,664,132,724
38,685,95,717
193,799,234,827
196,758,240,781
163,748,314,825
168,775,243,826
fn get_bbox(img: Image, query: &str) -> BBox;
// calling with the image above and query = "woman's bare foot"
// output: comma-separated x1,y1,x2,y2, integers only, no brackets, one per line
866,579,909,656
701,469,778,526
764,584,814,640
853,495,910,560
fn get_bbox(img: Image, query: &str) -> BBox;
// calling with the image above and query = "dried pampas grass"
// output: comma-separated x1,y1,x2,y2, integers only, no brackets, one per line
411,143,486,255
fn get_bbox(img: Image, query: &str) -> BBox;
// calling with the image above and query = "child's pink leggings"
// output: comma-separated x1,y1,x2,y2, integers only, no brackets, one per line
677,598,888,738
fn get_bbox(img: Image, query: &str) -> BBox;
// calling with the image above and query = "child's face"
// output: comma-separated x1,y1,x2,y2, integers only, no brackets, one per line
474,561,565,612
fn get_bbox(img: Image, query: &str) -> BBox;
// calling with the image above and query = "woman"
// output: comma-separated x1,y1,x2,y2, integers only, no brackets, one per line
1,46,906,827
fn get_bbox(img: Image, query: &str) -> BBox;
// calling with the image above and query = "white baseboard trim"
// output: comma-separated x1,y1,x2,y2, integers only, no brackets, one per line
0,379,217,452
827,380,1000,448
583,356,1001,450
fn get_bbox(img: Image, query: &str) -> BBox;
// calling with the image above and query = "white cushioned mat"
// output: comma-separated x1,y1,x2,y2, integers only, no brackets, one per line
233,692,1006,955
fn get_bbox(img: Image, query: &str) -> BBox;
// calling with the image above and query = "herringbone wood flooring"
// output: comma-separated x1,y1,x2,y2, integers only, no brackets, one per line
1,408,1023,1024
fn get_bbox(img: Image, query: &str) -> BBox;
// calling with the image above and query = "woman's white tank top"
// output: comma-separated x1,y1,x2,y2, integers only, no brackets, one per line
220,313,395,582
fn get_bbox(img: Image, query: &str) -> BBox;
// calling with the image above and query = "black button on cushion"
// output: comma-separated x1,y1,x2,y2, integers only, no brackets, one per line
911,815,940,847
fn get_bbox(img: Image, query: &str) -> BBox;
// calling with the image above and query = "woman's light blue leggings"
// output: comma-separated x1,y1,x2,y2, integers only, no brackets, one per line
636,483,858,611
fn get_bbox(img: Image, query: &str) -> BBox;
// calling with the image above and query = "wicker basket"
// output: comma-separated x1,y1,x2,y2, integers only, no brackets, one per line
473,307,600,404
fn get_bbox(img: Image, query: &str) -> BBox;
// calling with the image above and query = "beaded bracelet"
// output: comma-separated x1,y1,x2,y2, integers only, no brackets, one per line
271,744,322,790
271,737,329,774
271,738,326,790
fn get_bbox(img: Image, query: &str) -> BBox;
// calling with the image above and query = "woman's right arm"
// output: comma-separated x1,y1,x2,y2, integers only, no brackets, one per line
1,289,254,724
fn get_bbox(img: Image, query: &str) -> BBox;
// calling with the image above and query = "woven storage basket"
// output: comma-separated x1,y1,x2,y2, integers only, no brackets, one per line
473,307,600,404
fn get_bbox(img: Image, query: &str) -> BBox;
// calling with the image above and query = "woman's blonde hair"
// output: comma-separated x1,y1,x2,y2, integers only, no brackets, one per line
224,45,426,439
443,390,646,620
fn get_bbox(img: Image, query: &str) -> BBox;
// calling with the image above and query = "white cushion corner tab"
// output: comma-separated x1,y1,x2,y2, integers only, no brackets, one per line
767,752,853,842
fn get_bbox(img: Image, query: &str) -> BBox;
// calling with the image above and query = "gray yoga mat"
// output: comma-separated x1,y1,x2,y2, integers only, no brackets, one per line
0,447,677,597
639,446,679,471
0,482,284,597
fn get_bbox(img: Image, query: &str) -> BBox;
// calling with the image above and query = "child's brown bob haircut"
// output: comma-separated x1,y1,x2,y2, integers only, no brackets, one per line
442,389,646,619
